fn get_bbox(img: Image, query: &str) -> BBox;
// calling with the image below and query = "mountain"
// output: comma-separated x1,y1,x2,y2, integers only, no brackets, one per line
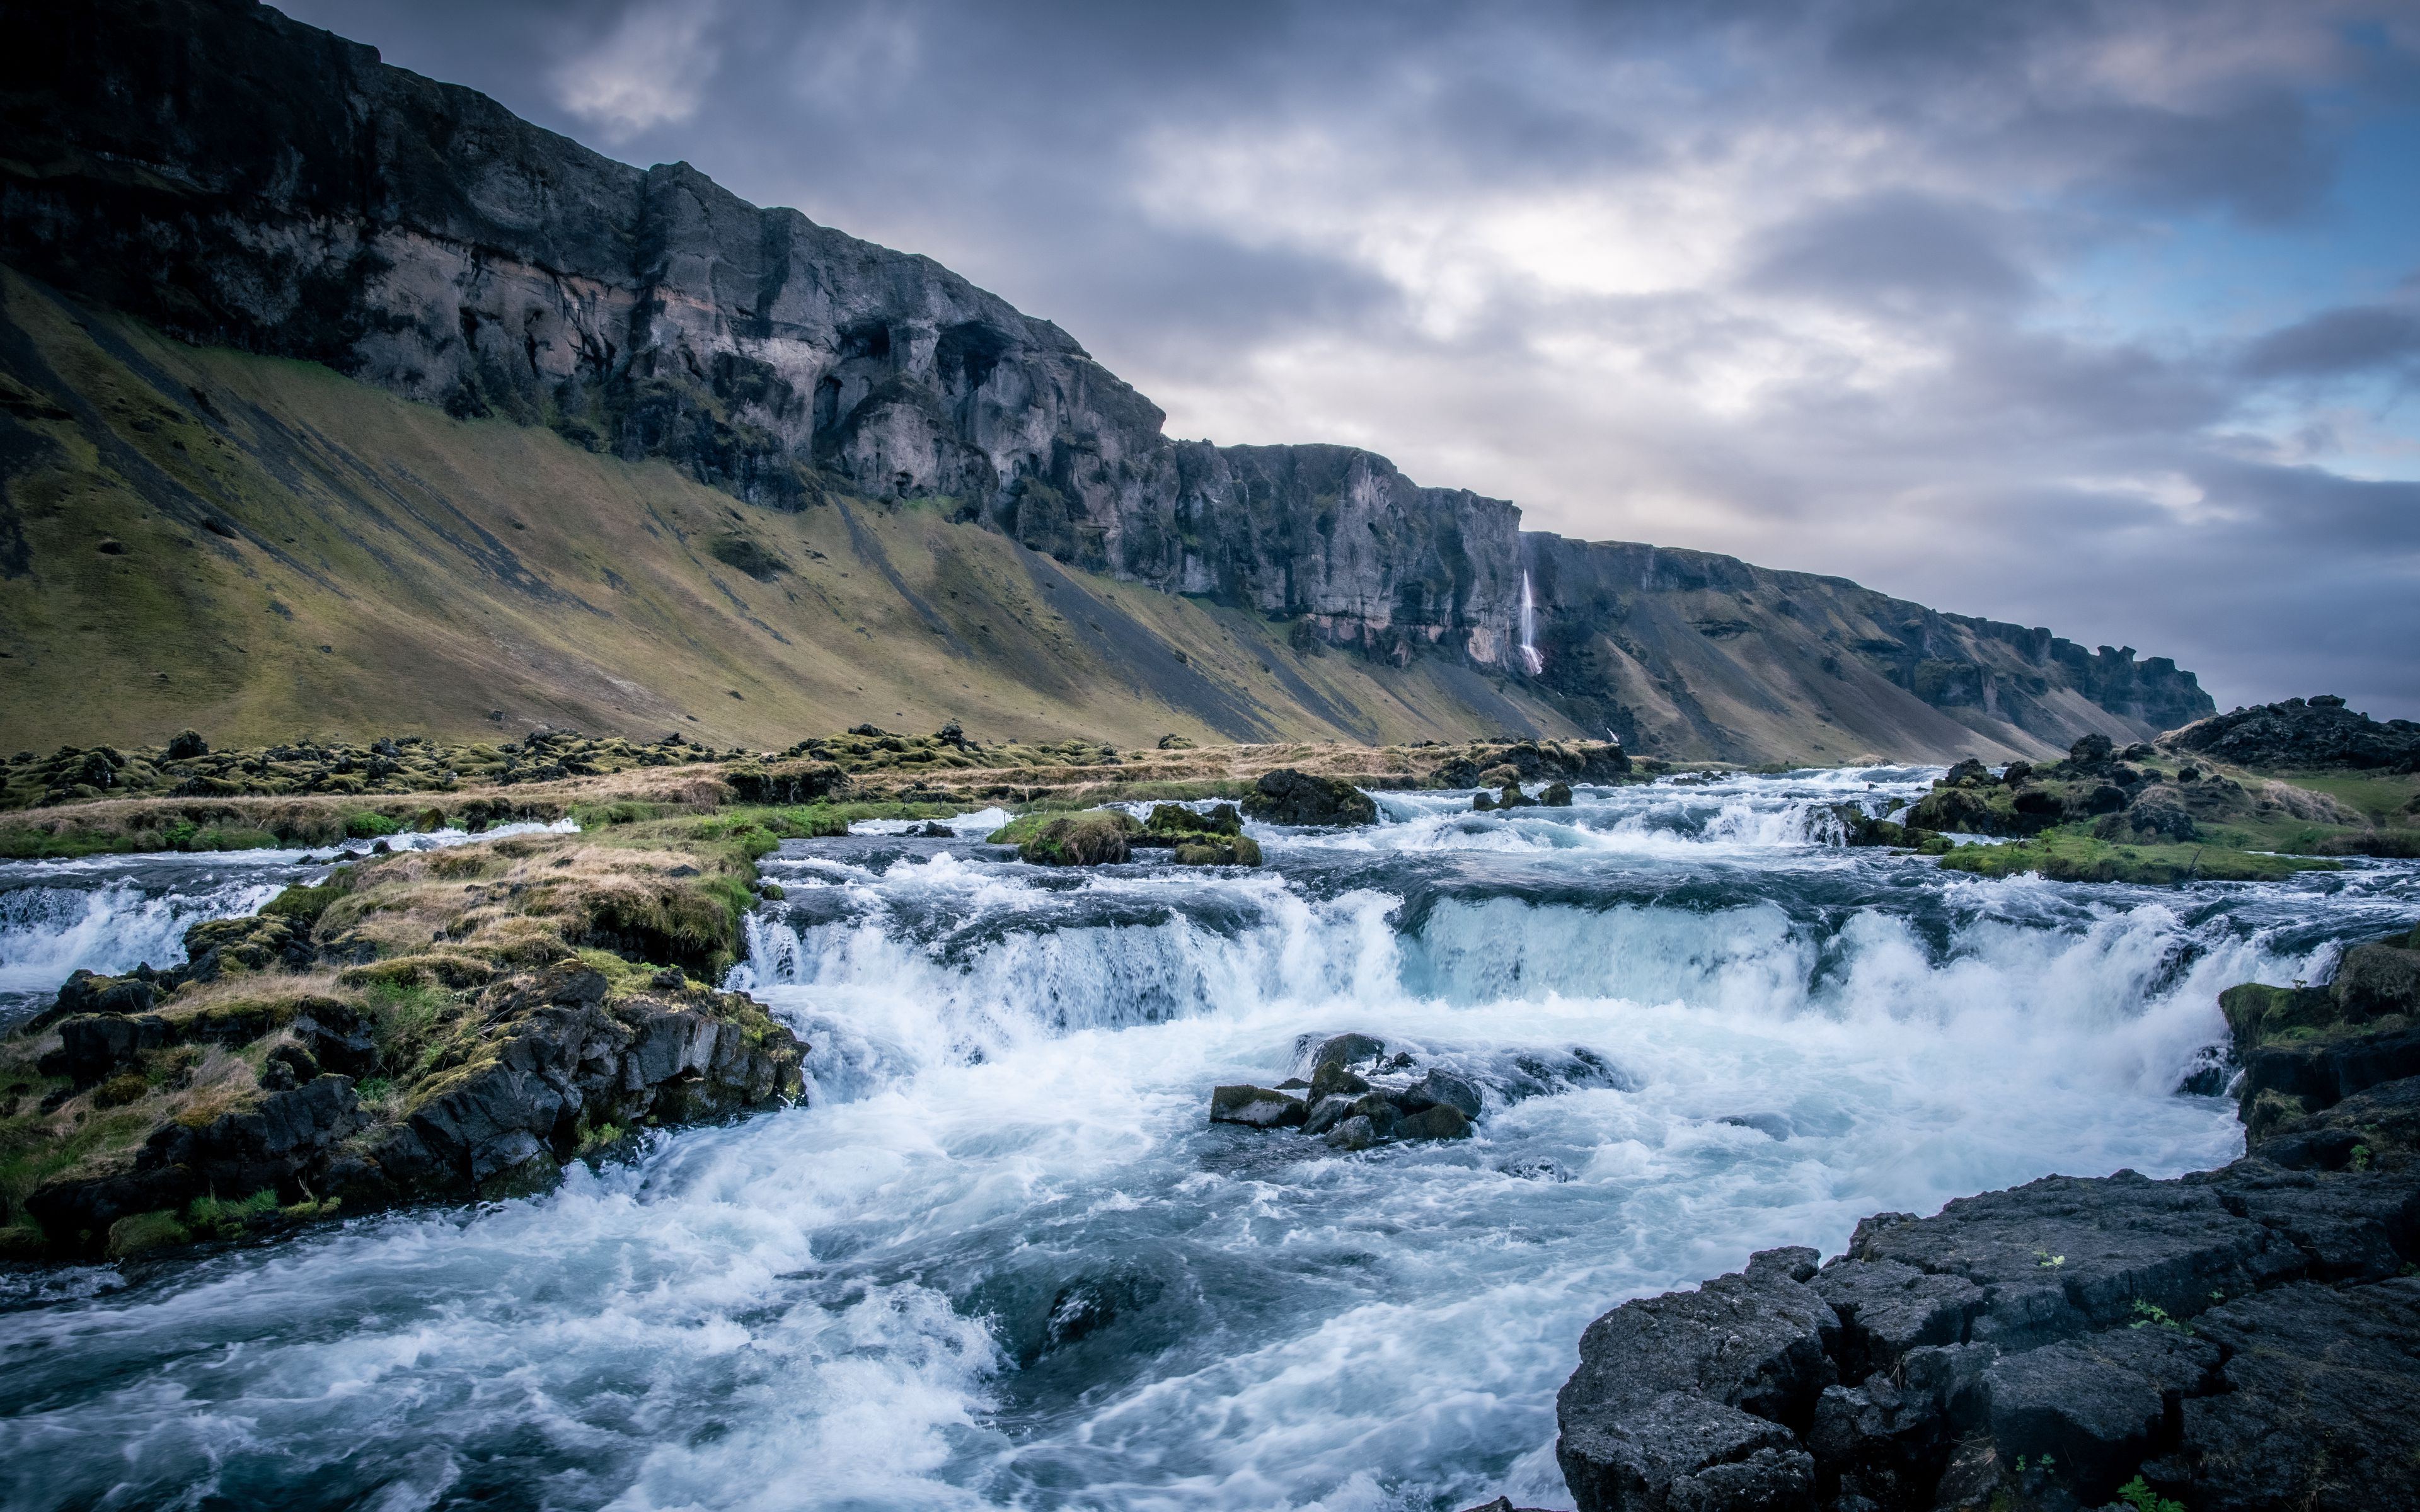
0,0,2213,759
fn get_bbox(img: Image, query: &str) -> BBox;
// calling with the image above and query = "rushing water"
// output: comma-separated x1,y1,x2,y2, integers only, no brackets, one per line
3,772,2414,1511
0,822,582,1031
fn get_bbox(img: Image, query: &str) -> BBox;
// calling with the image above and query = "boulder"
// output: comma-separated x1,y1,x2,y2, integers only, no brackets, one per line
1309,1060,1371,1101
1396,1104,1472,1141
1302,1094,1359,1136
2334,939,2420,1017
1323,1114,1383,1151
1209,1085,1306,1129
1242,769,1378,827
182,913,311,980
1303,1032,1388,1074
1400,1068,1484,1120
28,969,156,1031
46,1012,172,1085
1018,811,1138,866
1541,781,1574,806
1171,836,1263,867
1140,801,1243,839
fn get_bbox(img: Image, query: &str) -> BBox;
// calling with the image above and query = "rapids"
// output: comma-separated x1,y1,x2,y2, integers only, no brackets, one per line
3,772,2414,1511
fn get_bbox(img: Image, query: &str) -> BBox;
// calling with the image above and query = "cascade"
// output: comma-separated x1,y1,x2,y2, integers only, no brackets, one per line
1519,570,1544,675
2,773,2412,1508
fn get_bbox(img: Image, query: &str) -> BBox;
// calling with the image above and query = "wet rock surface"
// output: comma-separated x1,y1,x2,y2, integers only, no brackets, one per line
1552,919,2420,1512
1242,769,1380,827
1204,1032,1594,1152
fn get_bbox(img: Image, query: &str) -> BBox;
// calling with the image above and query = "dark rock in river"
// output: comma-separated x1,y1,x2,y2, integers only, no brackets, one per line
1400,1068,1484,1120
1303,1032,1389,1074
1209,1084,1308,1129
1243,769,1379,827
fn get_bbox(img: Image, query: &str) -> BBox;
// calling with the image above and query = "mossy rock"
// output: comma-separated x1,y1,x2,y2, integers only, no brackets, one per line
105,1208,191,1258
1172,836,1263,868
1018,811,1139,866
1145,801,1242,837
2221,982,2341,1052
339,953,496,990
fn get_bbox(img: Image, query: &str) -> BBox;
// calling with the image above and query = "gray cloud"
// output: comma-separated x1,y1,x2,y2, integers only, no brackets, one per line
1747,192,2033,310
2241,306,2420,379
273,0,2420,716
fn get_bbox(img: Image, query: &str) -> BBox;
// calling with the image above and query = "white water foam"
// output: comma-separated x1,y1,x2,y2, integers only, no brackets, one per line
1,775,2409,1511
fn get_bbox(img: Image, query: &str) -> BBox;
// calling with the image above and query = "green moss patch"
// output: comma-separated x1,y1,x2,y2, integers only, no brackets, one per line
1939,827,2339,885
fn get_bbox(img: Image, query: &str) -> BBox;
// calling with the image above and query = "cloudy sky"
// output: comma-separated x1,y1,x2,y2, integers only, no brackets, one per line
284,0,2420,717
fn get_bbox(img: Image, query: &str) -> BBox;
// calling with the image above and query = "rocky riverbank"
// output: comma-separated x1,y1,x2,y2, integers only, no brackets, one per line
1524,921,2420,1512
0,813,807,1261
1837,703,2420,884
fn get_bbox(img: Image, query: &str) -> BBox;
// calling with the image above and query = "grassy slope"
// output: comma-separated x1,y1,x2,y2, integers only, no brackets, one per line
0,268,1577,753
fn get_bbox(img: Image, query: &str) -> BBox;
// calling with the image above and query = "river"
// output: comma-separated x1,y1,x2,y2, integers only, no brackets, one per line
3,772,2412,1510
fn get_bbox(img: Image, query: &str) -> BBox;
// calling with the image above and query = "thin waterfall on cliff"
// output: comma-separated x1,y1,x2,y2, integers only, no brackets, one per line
1519,570,1544,675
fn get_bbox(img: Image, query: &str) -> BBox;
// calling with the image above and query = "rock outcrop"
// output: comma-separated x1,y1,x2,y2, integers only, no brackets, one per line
1,823,802,1260
0,0,2215,762
2163,695,2420,774
1548,922,2420,1512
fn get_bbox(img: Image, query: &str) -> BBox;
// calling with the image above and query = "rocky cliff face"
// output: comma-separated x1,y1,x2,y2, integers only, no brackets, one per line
0,0,2212,757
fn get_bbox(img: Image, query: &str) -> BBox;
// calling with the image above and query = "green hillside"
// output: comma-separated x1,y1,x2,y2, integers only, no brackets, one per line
0,269,1571,753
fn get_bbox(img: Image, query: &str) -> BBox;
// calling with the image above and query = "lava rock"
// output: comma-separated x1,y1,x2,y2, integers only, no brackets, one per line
2161,1278,2420,1512
1559,1390,1816,1512
1811,1259,1983,1380
1844,1171,2304,1348
1242,769,1378,827
1557,1244,1837,1508
2165,694,2420,773
1982,1324,2220,1504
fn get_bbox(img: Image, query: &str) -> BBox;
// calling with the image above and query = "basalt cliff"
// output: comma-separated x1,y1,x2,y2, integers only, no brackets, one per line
0,0,2212,759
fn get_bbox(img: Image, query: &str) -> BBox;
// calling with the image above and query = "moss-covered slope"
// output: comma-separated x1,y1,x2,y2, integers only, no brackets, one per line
0,266,1580,755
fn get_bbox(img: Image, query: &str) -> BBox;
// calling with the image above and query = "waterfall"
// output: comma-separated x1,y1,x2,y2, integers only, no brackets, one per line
1518,570,1544,675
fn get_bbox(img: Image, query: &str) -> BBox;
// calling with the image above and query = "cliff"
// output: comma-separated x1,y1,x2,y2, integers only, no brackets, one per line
0,0,2213,759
